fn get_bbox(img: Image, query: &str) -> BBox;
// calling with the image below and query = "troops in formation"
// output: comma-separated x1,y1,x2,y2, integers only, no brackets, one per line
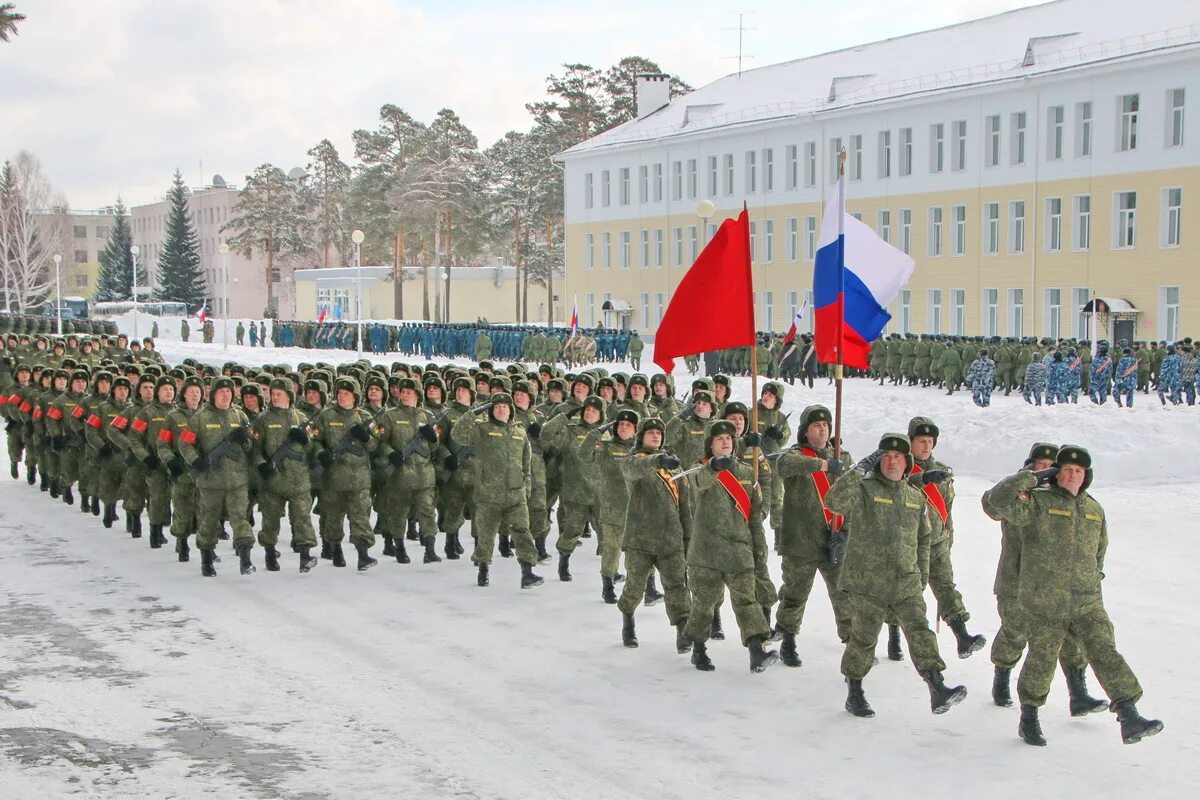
0,330,1162,746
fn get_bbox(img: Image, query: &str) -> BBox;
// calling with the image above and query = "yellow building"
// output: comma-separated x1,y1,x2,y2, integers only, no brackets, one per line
558,0,1199,343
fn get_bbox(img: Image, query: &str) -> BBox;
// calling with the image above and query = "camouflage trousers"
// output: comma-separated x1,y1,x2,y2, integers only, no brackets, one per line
384,482,436,541
97,465,124,505
527,483,549,539
57,445,80,487
78,453,98,499
5,425,27,464
617,549,688,625
197,484,254,551
991,594,1087,672
318,488,374,547
1017,604,1143,709
437,475,472,535
928,536,969,623
684,566,769,647
146,469,171,526
556,501,602,556
596,516,625,578
122,462,148,514
258,488,317,549
841,592,946,679
170,480,198,538
776,556,852,641
473,501,537,566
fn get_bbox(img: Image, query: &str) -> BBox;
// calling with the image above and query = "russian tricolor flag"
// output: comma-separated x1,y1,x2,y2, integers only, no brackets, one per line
569,294,579,338
813,175,914,369
196,304,207,324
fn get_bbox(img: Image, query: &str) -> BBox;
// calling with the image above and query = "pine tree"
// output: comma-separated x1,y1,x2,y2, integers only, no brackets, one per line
95,198,137,302
154,170,207,311
222,164,309,316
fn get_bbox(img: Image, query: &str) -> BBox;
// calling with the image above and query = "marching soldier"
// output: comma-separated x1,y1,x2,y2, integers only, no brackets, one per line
160,376,205,562
372,377,441,564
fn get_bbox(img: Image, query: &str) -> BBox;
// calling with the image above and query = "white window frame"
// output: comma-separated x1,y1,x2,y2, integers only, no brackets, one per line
901,289,912,334
619,167,630,205
763,148,774,192
928,207,943,257
829,137,843,183
878,130,892,178
929,123,944,173
804,142,817,187
984,203,1000,255
619,230,631,268
585,233,595,269
899,127,912,176
1115,191,1137,249
707,156,718,197
983,288,999,336
1075,101,1093,158
1010,201,1026,254
848,135,862,181
1163,187,1182,247
786,217,798,261
1008,288,1024,337
654,162,664,203
638,165,649,204
671,161,682,201
584,173,594,209
639,229,650,268
1119,94,1139,152
1168,88,1185,148
672,227,683,266
952,205,966,256
1048,106,1064,160
600,170,610,206
878,209,891,244
653,228,664,267
952,288,966,335
723,154,734,196
602,232,612,268
952,120,967,171
985,115,1001,167
900,209,912,255
1161,286,1181,341
1046,197,1062,252
763,219,774,264
928,289,943,334
684,159,695,200
786,145,798,190
804,216,817,261
1045,288,1062,338
1073,194,1091,251
1011,112,1027,165
745,150,757,193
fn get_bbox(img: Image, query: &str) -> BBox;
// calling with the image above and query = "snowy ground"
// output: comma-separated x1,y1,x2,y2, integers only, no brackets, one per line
1,333,1193,799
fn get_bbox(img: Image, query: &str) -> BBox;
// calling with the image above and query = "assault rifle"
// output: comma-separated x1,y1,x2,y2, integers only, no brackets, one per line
188,410,265,479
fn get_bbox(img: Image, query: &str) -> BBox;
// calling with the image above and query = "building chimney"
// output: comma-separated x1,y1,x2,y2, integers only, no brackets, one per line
635,73,671,119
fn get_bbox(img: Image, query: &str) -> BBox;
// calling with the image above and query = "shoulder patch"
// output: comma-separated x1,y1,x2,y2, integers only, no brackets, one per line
873,496,894,505
1047,508,1073,517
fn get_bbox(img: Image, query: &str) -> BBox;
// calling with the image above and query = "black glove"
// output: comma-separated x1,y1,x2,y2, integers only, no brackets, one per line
526,422,542,440
316,450,334,468
456,445,476,463
257,462,276,480
229,427,249,445
743,431,762,447
167,456,185,477
565,405,582,418
827,530,848,568
4,418,15,432
388,450,407,468
825,457,845,478
919,469,949,485
287,427,309,445
190,458,209,473
98,443,114,459
444,453,460,472
52,435,66,450
764,424,784,442
1032,466,1059,487
144,453,160,470
709,455,736,472
855,449,883,473
348,423,370,443
418,423,438,443
658,452,681,470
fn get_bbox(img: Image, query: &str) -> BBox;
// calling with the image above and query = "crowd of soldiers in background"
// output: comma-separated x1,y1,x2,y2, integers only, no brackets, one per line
0,312,119,337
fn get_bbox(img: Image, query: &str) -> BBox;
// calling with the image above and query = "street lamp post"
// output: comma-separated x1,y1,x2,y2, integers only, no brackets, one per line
130,245,140,340
352,229,365,356
52,253,62,334
218,243,230,351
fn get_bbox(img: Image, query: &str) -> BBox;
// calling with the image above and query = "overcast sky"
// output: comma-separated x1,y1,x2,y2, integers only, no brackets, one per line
1,0,1042,210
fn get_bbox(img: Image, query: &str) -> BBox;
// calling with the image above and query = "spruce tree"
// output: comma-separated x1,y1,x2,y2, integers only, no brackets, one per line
95,198,136,302
154,170,207,310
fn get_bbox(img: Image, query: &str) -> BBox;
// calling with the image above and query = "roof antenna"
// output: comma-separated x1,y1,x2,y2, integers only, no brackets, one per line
722,11,755,78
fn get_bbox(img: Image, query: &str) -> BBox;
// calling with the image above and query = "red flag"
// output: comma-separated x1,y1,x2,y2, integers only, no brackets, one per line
653,210,754,374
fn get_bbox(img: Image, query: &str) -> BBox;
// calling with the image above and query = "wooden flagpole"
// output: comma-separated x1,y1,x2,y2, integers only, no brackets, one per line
746,202,761,483
833,150,847,461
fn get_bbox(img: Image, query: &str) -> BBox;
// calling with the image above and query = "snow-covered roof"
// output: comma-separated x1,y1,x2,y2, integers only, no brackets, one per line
561,0,1200,157
1083,297,1140,314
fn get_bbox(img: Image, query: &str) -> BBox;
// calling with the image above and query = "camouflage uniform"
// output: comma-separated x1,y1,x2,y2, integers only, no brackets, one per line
250,381,319,561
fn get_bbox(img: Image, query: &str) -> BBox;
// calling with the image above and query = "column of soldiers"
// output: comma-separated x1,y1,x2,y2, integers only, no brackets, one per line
0,333,1165,746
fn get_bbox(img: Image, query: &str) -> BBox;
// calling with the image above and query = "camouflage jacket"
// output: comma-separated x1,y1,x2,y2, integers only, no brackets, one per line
620,448,692,556
686,459,765,574
250,405,313,494
179,403,253,491
775,444,853,561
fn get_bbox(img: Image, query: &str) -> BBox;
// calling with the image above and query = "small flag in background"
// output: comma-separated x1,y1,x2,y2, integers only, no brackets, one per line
570,294,579,338
317,304,328,324
196,304,207,324
782,298,810,346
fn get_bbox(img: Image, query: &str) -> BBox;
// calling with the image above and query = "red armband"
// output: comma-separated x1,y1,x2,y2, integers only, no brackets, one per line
179,428,198,446
19,400,32,413
7,393,19,405
86,414,103,430
156,428,175,444
0,395,8,407
47,406,64,421
111,415,129,431
131,417,148,434
71,404,86,419
32,407,43,420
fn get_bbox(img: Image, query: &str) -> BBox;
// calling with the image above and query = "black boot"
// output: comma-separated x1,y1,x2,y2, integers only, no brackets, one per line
9,461,18,480
394,538,410,564
27,464,37,485
422,536,441,564
1066,668,1108,717
535,534,551,563
675,619,691,654
176,536,190,563
520,562,544,588
355,541,377,571
200,548,217,577
444,532,460,560
321,540,333,560
601,576,617,604
710,608,725,640
102,503,115,529
558,553,572,582
91,497,100,516
405,518,419,542
264,546,280,572
39,469,48,491
1019,704,1047,746
498,535,513,558
236,542,255,575
130,513,143,539
921,670,967,714
780,631,802,668
887,624,904,661
748,635,778,673
477,562,489,587
992,666,1013,707
949,618,987,658
149,523,164,548
644,574,664,606
382,534,395,557
456,530,465,556
845,678,875,718
49,477,59,498
80,494,91,514
62,485,74,505
299,547,318,573
622,613,638,648
691,640,715,671
332,542,346,567
1115,699,1163,744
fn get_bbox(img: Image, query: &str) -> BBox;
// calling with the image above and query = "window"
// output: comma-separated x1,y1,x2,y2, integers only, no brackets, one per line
1168,88,1185,147
1047,198,1062,252
1164,188,1182,247
984,203,1000,254
722,154,734,195
878,209,891,244
952,120,967,171
929,123,944,173
688,226,698,263
75,274,89,288
585,293,595,327
584,173,594,209
901,289,912,334
1048,106,1064,160
1010,201,1026,253
585,233,595,269
316,287,351,319
749,221,757,262
745,150,757,193
601,170,610,206
784,217,799,261
1119,94,1139,151
672,227,682,266
762,148,774,192
1073,288,1091,338
671,161,682,201
1008,288,1024,337
684,160,695,199
985,115,1001,167
74,249,88,263
1115,191,1137,248
653,229,663,267
848,135,862,181
655,293,664,326
619,168,630,205
829,137,842,182
763,291,774,331
804,142,817,187
984,288,999,336
899,128,912,176
763,219,774,263
707,156,718,197
900,209,912,254
1011,112,1027,165
655,163,665,202
1162,286,1180,341
878,130,892,178
804,216,817,261
928,289,943,334
638,165,649,203
96,225,110,240
639,229,649,268
73,225,86,239
1075,101,1093,157
787,291,799,323
1046,288,1061,338
602,232,612,268
928,208,943,257
952,205,966,256
786,145,799,190
952,289,966,335
641,292,650,330
1074,195,1091,251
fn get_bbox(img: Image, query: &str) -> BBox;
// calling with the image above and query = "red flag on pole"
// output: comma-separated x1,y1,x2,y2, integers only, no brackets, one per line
653,209,755,374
